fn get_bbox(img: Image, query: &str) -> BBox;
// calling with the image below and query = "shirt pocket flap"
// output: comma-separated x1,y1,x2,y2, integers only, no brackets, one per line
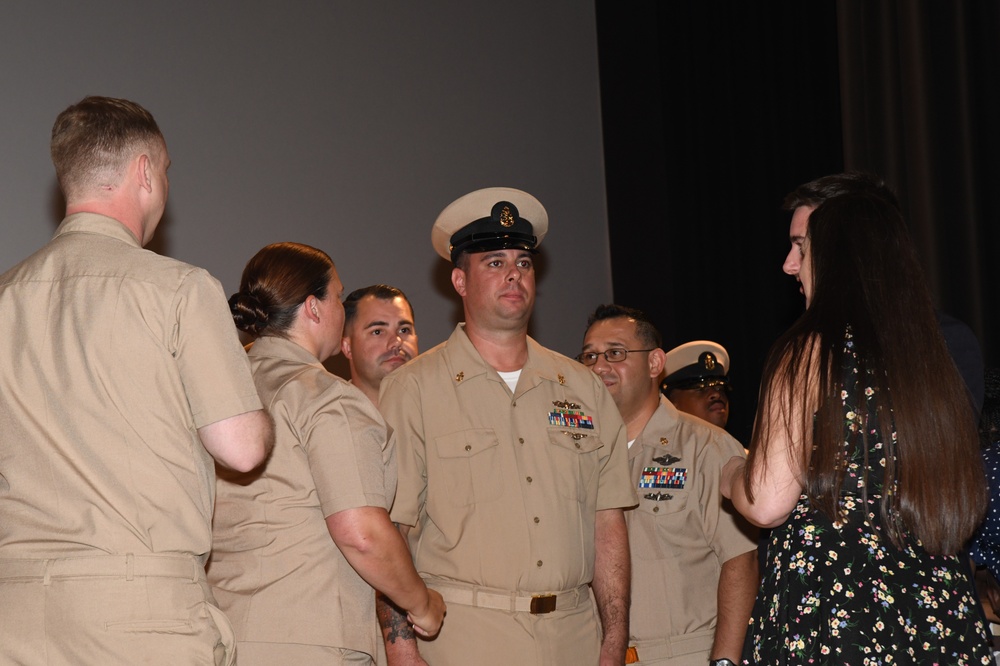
435,428,500,459
547,428,604,454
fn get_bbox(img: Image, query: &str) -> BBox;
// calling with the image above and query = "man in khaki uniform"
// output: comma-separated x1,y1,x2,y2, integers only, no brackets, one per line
378,188,637,666
339,284,420,666
580,305,758,666
0,96,273,665
661,341,732,430
341,284,419,406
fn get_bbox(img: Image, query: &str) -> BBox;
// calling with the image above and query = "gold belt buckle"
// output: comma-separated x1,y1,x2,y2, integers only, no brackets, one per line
529,594,557,614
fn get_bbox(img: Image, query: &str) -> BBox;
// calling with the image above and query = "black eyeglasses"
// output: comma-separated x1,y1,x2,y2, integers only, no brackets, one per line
577,348,654,366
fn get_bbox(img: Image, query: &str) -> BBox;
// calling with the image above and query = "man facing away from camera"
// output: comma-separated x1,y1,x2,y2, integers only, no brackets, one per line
0,96,273,665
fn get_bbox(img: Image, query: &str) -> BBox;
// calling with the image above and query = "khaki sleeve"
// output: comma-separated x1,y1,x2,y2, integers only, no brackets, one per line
300,382,394,517
379,373,427,528
701,433,759,563
593,376,639,511
172,269,262,428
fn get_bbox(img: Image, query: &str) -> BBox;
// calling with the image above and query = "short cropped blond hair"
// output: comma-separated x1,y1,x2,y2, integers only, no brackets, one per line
50,96,163,199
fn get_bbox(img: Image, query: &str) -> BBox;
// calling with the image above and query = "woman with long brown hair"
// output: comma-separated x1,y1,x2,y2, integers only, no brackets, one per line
207,242,443,665
721,174,992,664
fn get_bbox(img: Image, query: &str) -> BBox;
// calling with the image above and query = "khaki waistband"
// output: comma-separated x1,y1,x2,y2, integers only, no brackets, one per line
426,580,590,614
627,628,716,662
0,554,204,584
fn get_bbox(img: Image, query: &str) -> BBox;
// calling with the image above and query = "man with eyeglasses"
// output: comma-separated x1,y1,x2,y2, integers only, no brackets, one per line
661,341,732,429
580,304,757,666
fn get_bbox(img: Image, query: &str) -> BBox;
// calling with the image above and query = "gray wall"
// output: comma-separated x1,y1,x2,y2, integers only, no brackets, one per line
0,1,612,368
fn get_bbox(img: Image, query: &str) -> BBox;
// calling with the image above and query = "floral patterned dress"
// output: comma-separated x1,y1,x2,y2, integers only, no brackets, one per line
742,336,994,665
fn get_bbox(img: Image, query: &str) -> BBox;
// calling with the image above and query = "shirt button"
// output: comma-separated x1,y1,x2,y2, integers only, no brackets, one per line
526,476,533,483
653,506,659,513
465,445,472,451
574,442,581,449
519,437,525,444
534,516,540,523
512,401,517,407
536,560,543,567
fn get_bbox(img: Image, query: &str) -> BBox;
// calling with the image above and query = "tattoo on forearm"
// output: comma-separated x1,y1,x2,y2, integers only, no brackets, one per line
376,593,417,644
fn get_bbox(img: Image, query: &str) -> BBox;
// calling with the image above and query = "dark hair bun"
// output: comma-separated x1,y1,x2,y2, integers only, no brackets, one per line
229,291,270,336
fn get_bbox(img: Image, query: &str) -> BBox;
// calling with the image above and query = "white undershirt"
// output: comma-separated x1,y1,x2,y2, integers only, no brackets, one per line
497,369,521,392
628,438,636,449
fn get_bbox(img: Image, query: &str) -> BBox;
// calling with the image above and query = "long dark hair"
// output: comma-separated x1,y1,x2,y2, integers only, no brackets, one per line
746,174,986,555
229,242,334,338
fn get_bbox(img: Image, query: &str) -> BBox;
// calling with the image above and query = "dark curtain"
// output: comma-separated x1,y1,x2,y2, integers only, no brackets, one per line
596,1,1000,442
837,0,1000,364
595,1,843,443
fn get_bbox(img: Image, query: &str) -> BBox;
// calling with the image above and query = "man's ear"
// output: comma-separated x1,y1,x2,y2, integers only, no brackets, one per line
451,267,467,297
137,153,153,193
648,348,666,380
341,335,353,360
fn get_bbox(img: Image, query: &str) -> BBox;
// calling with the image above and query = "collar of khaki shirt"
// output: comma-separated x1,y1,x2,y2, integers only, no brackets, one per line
444,323,571,398
54,212,143,247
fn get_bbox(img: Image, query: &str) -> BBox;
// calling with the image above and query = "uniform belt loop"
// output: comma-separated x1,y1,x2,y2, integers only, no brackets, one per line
42,560,52,586
126,553,134,581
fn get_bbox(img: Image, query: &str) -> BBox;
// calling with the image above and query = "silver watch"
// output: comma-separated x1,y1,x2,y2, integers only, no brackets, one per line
709,660,737,666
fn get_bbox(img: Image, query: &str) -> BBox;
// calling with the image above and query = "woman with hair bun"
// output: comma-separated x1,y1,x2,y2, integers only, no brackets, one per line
208,242,444,665
721,174,992,664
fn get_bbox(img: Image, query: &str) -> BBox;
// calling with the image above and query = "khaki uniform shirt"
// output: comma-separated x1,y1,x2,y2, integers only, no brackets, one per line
209,336,395,659
382,324,636,593
628,397,757,659
0,213,261,561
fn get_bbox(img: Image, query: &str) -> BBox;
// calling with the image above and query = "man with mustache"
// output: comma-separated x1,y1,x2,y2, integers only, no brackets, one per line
341,284,419,406
341,283,419,666
581,305,757,666
377,187,637,665
661,341,732,429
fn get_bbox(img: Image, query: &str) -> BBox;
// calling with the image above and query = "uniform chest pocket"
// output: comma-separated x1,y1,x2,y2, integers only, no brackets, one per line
433,429,504,507
635,487,689,516
631,486,690,560
546,428,603,502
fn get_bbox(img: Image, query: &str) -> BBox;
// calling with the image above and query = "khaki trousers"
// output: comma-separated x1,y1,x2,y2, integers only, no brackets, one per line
0,554,235,666
236,642,372,665
626,629,716,665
